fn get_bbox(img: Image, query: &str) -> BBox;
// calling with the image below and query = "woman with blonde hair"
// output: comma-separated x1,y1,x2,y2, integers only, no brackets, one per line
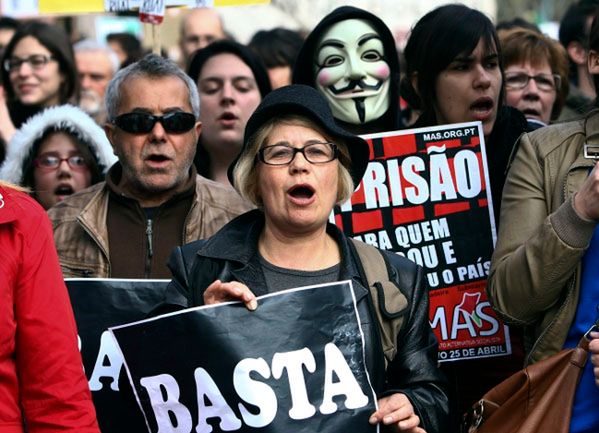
167,85,449,433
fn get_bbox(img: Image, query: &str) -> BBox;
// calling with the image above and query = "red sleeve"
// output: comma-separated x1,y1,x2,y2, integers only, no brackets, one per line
14,200,100,433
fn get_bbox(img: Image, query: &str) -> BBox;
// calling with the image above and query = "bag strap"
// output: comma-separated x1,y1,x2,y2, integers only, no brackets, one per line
349,238,408,366
464,319,599,432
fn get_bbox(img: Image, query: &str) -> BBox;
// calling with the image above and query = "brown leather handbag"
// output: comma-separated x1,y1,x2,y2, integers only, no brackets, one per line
463,323,596,433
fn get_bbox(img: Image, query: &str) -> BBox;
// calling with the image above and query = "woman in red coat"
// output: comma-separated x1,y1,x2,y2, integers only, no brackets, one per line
0,181,99,433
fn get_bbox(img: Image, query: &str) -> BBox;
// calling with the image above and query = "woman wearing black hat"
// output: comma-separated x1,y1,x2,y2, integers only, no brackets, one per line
187,40,271,185
167,84,449,433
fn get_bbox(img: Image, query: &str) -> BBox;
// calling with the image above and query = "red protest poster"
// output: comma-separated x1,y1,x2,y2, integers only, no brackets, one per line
334,121,511,362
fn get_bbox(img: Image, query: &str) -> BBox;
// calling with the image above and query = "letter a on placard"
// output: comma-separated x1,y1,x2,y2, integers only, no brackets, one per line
319,343,369,414
194,367,242,433
140,374,192,433
88,330,124,391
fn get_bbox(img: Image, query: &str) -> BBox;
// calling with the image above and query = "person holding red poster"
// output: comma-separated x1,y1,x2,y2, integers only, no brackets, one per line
0,181,99,433
401,3,528,424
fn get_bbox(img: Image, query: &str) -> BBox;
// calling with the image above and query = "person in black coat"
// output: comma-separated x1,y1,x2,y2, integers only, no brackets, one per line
167,84,450,433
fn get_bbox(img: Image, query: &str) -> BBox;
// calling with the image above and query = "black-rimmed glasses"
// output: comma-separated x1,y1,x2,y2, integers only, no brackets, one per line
4,54,55,72
111,112,196,134
258,142,338,165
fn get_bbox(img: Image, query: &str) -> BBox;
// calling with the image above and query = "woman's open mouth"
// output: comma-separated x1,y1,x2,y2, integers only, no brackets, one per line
287,184,315,204
54,185,74,200
470,97,494,121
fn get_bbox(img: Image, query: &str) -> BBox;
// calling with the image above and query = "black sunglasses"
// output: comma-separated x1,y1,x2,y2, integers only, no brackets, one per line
112,112,196,134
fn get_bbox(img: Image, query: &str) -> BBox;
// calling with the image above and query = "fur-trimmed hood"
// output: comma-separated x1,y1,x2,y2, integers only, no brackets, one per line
0,104,117,184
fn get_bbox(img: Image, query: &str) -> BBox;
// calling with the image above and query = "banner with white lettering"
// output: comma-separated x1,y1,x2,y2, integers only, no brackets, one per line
334,122,510,362
111,281,378,433
66,278,171,433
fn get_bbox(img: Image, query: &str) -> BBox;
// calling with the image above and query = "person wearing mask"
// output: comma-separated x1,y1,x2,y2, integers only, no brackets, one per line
0,21,78,154
488,11,599,433
293,6,403,135
400,3,529,423
48,54,251,278
167,84,450,433
500,28,569,129
187,40,271,185
0,181,100,433
0,104,116,209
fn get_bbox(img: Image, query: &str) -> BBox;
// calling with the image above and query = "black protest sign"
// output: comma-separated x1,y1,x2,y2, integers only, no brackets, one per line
66,278,171,433
111,281,378,433
333,122,511,362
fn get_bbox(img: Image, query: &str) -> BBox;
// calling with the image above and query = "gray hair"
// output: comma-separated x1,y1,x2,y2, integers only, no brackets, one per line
105,53,200,121
73,39,120,74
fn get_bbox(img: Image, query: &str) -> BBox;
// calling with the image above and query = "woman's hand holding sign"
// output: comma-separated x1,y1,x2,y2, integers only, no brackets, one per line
369,393,426,432
204,279,258,311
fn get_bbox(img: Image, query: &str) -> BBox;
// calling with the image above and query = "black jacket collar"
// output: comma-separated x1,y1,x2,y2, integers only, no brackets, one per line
196,209,364,290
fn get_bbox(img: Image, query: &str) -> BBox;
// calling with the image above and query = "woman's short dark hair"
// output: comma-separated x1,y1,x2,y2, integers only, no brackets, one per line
401,4,503,125
248,27,304,69
1,21,78,105
187,40,272,98
106,32,143,65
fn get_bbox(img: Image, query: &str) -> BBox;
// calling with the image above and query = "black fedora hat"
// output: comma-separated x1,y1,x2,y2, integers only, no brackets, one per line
229,84,370,188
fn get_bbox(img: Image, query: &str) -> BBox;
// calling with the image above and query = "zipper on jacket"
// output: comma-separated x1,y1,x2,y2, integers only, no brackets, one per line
145,219,154,278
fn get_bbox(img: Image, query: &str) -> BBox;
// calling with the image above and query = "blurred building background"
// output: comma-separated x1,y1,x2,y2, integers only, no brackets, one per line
0,0,580,61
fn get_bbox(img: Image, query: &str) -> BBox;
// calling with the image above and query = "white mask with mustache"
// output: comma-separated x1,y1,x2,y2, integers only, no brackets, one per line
314,19,391,124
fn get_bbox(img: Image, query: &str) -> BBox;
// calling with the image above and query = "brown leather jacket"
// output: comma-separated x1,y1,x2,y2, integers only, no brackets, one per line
48,172,253,278
488,110,599,364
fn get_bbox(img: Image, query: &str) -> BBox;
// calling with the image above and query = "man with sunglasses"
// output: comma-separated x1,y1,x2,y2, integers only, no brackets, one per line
48,54,252,279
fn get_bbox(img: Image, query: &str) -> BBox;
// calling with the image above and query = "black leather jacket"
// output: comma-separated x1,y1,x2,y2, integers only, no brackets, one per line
166,210,450,432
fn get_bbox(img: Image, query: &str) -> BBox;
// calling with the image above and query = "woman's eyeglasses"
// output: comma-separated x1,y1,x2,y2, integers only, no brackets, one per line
34,153,88,172
111,112,196,134
504,72,561,92
4,54,55,72
258,142,338,165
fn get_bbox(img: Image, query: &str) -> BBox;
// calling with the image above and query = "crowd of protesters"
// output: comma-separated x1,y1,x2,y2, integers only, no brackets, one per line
2,2,599,432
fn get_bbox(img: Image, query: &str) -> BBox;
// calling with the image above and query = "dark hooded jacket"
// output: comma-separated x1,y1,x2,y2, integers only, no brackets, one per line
293,6,402,135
